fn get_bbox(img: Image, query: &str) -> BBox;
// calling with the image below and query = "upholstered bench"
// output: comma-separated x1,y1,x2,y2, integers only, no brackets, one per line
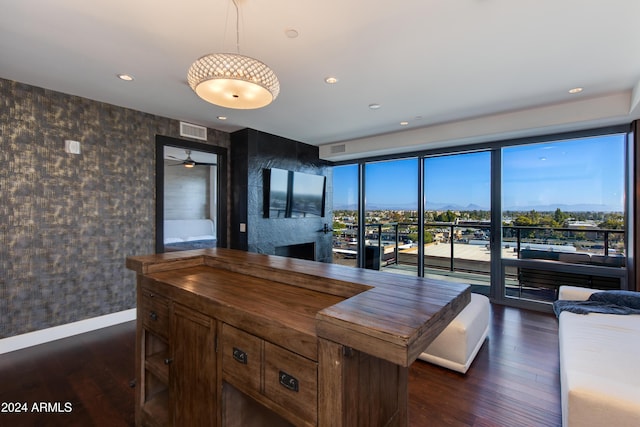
418,293,490,373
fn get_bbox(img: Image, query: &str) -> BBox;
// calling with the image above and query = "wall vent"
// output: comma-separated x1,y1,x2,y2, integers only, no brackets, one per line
180,122,207,141
330,144,346,154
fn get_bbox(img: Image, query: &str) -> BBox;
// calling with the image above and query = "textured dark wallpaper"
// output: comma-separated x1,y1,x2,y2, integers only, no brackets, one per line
0,78,230,338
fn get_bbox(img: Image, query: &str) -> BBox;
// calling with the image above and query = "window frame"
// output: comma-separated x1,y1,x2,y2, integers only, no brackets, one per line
332,124,633,312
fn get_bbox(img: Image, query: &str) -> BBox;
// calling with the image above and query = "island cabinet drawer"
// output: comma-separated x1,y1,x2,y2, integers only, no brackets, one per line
264,341,318,423
139,288,169,338
221,324,263,392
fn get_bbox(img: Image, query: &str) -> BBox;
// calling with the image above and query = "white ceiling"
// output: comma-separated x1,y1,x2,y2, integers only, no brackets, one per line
2,0,640,161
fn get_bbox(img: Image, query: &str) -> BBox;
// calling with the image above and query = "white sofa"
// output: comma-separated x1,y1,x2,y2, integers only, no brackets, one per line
557,286,640,427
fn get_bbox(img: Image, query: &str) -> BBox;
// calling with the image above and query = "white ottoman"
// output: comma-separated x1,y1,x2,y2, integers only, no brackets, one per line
418,293,490,373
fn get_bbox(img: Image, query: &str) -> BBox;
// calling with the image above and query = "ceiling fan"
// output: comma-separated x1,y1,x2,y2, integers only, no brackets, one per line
166,150,217,168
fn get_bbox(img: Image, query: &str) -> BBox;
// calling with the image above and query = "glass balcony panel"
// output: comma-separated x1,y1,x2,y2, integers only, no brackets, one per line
365,159,419,276
501,134,626,303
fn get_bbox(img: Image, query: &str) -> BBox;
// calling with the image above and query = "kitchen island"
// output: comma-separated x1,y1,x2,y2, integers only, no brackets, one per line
126,248,469,427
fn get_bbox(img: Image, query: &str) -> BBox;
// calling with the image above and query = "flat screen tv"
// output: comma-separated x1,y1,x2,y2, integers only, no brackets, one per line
290,172,326,218
265,168,290,218
264,168,325,218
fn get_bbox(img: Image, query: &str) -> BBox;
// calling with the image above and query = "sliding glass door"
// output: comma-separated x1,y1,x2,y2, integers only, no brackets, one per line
364,158,419,274
424,152,491,294
500,134,627,303
330,127,629,309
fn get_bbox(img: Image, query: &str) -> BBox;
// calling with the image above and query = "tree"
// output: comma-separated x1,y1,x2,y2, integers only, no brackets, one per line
599,215,624,230
553,208,569,226
435,210,457,223
425,231,434,244
514,216,533,226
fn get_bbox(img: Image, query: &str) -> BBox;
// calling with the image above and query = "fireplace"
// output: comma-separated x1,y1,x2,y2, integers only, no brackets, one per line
274,242,316,261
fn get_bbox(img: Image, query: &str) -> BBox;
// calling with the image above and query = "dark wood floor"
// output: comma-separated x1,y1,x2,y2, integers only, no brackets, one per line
409,304,561,427
0,304,560,427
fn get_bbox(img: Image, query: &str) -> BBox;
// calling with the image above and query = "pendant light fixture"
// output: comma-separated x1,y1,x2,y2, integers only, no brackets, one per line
187,0,280,109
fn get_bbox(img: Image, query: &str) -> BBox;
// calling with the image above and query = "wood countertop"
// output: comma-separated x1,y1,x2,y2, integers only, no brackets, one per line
127,248,470,367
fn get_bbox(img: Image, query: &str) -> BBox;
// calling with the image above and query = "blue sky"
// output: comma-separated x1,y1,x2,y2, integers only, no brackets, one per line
333,134,626,212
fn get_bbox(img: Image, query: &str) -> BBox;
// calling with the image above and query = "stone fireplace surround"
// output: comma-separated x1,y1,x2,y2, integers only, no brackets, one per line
230,129,333,263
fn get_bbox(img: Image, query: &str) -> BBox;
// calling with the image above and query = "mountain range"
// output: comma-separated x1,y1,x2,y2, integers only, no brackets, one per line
333,202,622,213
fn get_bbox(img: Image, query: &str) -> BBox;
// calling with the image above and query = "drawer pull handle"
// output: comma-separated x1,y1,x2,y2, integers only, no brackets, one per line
149,311,158,321
232,348,247,364
279,371,299,392
164,358,173,365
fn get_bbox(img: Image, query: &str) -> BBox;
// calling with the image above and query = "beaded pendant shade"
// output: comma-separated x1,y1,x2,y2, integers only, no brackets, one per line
187,53,279,109
187,0,279,109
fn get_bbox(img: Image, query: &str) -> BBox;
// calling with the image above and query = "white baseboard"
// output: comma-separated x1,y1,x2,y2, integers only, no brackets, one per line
0,309,137,355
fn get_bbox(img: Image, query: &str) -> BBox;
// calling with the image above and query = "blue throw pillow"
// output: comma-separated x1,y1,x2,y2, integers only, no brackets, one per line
588,290,640,310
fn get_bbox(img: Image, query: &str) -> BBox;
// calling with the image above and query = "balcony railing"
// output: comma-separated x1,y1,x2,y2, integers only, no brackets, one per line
504,225,625,258
332,222,626,301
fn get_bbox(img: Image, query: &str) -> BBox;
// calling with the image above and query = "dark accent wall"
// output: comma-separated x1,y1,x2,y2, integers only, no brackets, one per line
631,120,639,291
0,78,230,338
230,129,333,263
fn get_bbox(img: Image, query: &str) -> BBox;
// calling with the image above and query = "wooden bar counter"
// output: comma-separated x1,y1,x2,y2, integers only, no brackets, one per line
127,248,470,427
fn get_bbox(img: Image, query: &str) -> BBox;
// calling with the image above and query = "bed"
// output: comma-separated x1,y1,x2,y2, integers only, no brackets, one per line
164,219,217,251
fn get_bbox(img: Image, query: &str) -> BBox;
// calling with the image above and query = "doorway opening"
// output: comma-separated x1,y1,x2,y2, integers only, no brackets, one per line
155,135,227,253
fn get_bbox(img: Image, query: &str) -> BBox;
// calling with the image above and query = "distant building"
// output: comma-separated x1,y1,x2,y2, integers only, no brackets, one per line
567,220,599,239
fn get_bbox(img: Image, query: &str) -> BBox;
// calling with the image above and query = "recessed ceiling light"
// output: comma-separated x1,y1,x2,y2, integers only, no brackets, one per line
368,103,381,110
284,28,299,38
217,116,227,120
568,87,583,94
324,76,338,84
400,121,409,126
117,73,134,81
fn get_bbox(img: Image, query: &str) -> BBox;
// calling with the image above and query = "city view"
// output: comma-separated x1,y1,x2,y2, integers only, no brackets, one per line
331,134,627,302
332,208,625,262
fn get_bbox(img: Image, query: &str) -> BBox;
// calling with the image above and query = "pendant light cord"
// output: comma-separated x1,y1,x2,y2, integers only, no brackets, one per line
232,0,240,54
